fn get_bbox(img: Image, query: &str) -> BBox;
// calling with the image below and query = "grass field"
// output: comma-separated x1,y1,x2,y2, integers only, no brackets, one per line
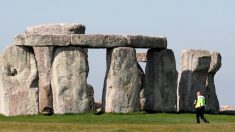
0,113,235,132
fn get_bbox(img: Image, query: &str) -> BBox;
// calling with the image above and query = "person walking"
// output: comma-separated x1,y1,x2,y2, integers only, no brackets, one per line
194,91,209,124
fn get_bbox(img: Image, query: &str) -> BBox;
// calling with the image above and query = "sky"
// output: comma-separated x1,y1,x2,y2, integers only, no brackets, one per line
0,0,234,105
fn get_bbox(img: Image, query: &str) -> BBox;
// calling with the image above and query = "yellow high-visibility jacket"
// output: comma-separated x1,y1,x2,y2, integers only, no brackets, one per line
194,96,206,108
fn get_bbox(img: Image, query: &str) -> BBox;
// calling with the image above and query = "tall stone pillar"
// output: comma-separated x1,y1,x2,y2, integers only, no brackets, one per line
205,51,221,113
0,55,3,115
51,46,94,114
177,50,211,112
144,49,177,113
26,23,86,115
0,46,38,116
33,46,54,115
102,47,144,113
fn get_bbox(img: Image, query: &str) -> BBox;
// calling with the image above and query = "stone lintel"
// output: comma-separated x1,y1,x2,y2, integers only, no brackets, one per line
25,23,86,35
14,34,167,48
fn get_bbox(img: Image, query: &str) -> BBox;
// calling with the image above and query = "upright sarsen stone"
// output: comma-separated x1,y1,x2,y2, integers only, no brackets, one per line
51,46,94,114
178,50,211,112
205,51,221,113
0,55,3,114
33,46,54,115
28,23,86,114
144,49,177,113
102,47,144,113
0,46,38,116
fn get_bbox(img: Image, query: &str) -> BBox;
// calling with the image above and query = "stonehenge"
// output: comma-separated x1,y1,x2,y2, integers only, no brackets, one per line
28,24,86,115
0,23,221,116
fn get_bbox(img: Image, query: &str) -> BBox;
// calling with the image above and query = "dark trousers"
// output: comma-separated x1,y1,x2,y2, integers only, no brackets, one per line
196,106,209,123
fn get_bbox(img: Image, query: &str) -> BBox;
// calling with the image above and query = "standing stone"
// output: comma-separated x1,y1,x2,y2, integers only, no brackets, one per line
144,49,177,113
178,49,211,112
0,55,3,114
33,47,54,115
87,84,95,111
140,89,146,111
139,65,145,111
27,23,86,114
205,51,221,113
102,47,143,113
51,46,94,114
0,46,38,116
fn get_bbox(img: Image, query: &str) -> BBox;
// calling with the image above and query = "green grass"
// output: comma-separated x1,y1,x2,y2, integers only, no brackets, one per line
0,113,235,132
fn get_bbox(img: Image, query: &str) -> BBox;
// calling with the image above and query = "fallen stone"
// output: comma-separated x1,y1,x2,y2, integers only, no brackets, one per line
14,34,167,48
144,49,177,113
0,46,38,116
205,51,221,113
178,49,211,112
102,47,144,113
25,23,85,35
51,46,94,114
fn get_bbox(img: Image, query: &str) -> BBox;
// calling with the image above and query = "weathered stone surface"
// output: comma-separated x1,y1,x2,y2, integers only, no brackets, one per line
177,49,211,112
14,34,72,46
136,53,147,62
71,34,128,48
0,46,38,116
25,23,85,35
205,51,221,113
140,89,146,111
208,52,222,73
51,46,94,114
27,23,86,115
144,49,177,113
126,35,167,48
139,64,145,111
33,47,54,114
0,55,3,114
14,34,167,48
87,84,95,110
102,47,144,113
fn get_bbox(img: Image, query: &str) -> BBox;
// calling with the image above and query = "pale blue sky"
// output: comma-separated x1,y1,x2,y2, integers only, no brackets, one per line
0,0,234,105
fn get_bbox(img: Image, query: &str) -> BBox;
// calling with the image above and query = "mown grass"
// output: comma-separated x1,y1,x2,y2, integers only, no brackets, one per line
0,113,235,132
